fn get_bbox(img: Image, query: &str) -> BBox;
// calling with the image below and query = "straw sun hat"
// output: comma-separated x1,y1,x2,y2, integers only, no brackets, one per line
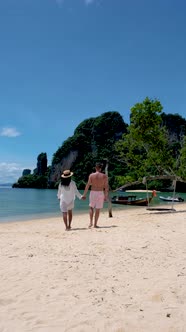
61,170,74,178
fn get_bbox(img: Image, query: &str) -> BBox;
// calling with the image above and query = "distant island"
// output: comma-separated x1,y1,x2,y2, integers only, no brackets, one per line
0,183,13,187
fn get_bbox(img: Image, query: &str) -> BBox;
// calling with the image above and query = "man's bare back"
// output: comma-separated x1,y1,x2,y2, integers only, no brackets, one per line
83,163,109,198
82,163,109,228
88,172,108,191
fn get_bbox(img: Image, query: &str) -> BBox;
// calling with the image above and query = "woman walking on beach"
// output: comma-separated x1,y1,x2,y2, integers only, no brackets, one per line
57,170,83,231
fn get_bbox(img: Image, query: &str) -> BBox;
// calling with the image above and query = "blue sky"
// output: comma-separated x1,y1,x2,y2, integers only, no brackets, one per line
0,0,186,183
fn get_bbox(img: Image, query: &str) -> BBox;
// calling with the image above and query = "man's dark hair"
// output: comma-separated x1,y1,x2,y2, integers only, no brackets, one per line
95,162,103,169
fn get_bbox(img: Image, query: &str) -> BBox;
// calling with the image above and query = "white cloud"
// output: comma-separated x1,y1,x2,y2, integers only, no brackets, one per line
0,127,21,137
0,163,33,184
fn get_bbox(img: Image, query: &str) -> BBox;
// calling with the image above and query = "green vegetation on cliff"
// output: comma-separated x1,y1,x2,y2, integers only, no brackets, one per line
50,111,128,189
13,100,186,191
13,153,49,189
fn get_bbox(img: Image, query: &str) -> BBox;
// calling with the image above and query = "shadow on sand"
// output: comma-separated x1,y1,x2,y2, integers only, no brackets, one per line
144,209,186,215
70,225,118,231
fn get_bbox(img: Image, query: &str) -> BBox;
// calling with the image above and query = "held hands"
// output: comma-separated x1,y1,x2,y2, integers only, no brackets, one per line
104,195,108,202
81,195,86,200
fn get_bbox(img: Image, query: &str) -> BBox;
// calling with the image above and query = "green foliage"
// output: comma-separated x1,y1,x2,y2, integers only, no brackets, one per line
113,175,136,189
13,105,186,191
178,136,186,180
52,136,76,164
51,111,127,188
13,174,48,189
162,113,186,140
22,169,31,176
36,153,48,175
115,97,175,184
74,118,94,136
13,153,48,188
162,113,186,162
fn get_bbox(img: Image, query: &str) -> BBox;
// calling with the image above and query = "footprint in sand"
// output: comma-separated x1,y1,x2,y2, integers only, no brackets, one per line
151,294,164,302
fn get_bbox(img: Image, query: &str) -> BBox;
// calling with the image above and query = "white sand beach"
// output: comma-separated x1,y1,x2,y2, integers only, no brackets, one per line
0,203,186,332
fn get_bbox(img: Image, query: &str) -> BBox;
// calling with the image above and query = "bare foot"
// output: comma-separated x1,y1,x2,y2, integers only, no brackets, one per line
88,224,93,228
94,225,99,228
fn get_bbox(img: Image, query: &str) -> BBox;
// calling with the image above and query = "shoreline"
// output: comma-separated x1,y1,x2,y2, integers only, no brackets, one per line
0,204,143,224
2,198,186,224
1,200,185,224
0,205,186,332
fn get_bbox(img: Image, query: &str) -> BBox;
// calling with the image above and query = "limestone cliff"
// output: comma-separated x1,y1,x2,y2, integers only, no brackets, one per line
48,111,127,188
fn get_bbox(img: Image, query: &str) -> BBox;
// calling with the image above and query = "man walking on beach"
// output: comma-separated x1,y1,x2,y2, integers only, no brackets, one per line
82,162,109,228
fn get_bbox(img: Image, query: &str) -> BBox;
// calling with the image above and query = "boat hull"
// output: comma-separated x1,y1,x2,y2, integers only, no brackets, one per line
159,196,184,202
111,196,152,206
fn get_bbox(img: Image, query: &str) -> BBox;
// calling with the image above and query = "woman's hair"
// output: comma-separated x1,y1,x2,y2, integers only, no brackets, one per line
61,177,71,186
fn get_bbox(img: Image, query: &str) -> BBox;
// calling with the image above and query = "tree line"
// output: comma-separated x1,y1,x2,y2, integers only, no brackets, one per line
13,98,186,191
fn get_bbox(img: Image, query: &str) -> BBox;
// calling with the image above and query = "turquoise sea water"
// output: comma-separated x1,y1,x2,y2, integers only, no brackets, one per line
0,187,186,223
0,188,87,223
